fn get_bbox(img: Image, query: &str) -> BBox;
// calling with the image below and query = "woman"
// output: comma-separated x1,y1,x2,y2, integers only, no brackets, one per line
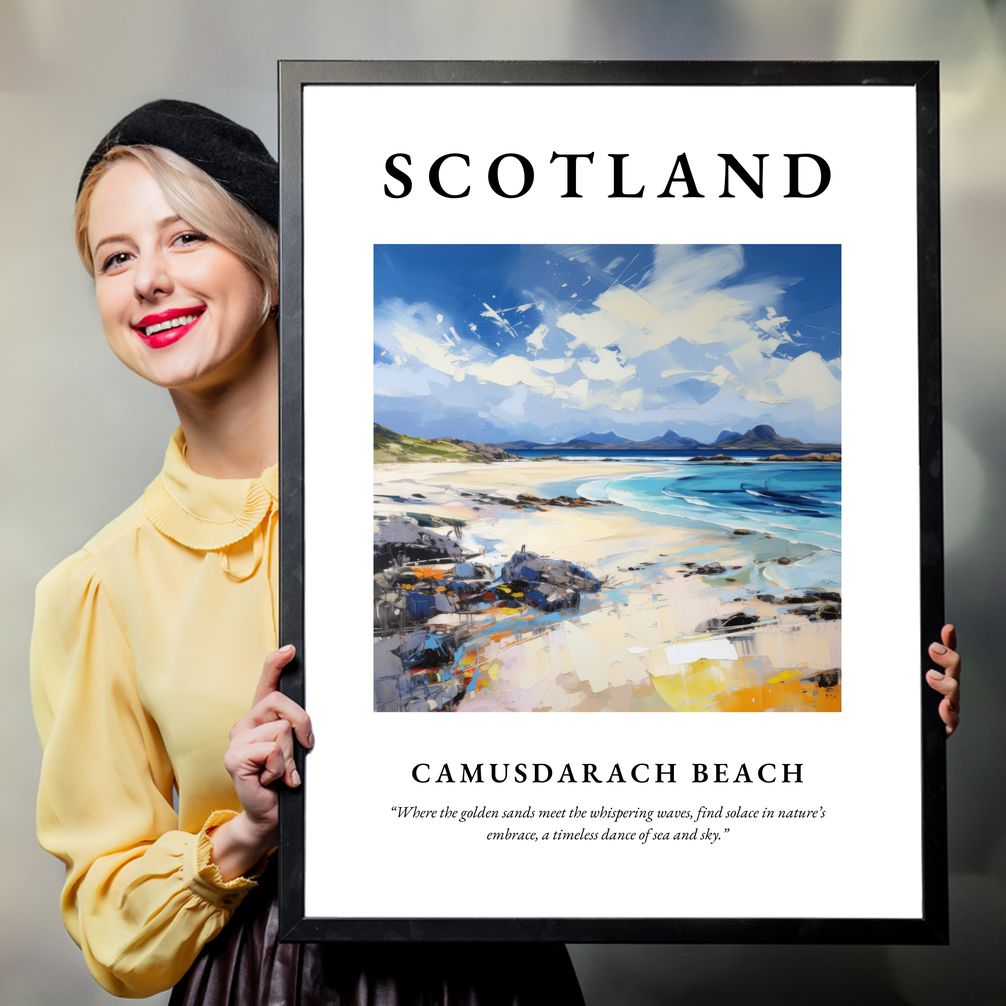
31,100,586,1003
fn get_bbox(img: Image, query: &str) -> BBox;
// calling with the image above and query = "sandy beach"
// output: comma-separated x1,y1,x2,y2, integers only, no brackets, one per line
374,459,841,713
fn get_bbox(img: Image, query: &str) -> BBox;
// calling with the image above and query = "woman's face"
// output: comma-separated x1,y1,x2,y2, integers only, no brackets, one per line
87,158,270,393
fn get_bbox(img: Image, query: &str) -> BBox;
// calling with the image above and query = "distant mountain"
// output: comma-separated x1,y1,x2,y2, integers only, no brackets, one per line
644,428,683,443
713,424,817,450
565,431,635,445
496,423,840,452
495,439,553,449
643,428,703,448
715,430,743,445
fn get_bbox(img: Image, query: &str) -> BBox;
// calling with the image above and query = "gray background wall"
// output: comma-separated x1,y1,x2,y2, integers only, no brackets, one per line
1,2,1003,1003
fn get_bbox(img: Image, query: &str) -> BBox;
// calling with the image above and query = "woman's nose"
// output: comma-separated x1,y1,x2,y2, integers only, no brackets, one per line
133,249,173,302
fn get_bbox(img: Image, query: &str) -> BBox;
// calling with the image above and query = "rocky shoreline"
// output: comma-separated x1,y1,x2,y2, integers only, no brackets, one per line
374,512,606,711
688,452,841,463
373,458,841,713
437,437,521,462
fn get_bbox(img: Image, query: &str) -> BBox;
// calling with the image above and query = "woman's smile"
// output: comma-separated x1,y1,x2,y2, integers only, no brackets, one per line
133,305,207,347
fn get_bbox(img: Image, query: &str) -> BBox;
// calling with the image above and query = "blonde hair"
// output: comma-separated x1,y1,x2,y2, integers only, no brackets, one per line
75,145,278,323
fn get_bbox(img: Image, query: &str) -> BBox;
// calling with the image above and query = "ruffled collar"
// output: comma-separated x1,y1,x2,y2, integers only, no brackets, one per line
143,428,278,551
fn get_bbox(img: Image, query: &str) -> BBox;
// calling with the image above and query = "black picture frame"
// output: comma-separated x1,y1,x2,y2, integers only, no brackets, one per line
277,60,945,944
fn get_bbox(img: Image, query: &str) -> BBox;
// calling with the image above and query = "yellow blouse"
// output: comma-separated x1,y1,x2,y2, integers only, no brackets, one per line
31,428,279,998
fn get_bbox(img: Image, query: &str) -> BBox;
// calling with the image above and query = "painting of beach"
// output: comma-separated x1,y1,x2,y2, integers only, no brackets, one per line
373,244,841,713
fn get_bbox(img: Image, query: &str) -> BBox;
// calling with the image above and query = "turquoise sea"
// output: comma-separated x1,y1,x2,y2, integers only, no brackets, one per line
509,451,841,593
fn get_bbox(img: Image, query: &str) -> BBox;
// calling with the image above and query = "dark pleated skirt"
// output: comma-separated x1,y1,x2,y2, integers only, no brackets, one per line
169,869,584,1006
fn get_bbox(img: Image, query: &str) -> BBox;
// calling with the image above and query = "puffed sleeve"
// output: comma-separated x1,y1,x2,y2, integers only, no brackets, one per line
31,549,262,998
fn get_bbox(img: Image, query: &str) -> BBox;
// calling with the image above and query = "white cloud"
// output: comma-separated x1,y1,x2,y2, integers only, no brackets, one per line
771,351,842,412
470,354,556,390
526,323,549,352
378,320,470,380
581,384,645,412
556,308,640,352
578,346,637,384
755,307,791,335
530,356,575,375
592,284,664,330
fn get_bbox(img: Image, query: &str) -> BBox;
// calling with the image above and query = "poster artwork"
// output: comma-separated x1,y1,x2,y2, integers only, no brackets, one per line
373,243,842,715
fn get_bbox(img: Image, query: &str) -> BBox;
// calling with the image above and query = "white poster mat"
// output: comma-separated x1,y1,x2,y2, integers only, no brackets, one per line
300,84,919,920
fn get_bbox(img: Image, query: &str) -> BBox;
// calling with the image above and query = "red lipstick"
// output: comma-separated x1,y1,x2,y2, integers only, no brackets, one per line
132,306,205,349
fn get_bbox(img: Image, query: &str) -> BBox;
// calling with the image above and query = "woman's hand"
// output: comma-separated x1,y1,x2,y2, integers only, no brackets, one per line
926,624,961,738
209,645,314,881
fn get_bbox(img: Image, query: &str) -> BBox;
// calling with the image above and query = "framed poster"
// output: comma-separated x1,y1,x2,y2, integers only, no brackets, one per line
277,61,946,943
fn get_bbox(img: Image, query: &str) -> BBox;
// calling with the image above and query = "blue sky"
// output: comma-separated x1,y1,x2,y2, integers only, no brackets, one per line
374,244,841,445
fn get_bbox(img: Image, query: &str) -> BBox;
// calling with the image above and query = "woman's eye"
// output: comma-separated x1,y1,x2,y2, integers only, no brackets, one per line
101,251,131,273
173,231,208,248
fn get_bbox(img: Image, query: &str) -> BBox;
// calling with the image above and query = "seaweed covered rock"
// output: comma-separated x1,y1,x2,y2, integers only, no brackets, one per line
374,515,463,572
758,452,842,462
500,550,602,611
700,611,760,633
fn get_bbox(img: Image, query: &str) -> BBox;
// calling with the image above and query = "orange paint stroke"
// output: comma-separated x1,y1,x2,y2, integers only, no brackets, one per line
406,567,448,580
651,659,841,712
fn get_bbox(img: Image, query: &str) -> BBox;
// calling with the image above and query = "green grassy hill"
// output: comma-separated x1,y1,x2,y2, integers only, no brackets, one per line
373,423,491,464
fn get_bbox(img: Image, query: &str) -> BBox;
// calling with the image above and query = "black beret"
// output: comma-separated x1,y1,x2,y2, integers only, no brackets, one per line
78,99,278,228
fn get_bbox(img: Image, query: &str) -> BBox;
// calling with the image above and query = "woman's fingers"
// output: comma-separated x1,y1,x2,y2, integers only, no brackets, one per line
255,691,313,749
230,719,301,788
252,644,296,707
224,738,287,788
927,623,961,737
928,625,960,680
232,689,314,750
926,667,959,703
929,639,960,679
224,645,311,811
941,623,957,653
240,644,314,749
218,647,308,845
259,742,289,787
926,669,960,736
